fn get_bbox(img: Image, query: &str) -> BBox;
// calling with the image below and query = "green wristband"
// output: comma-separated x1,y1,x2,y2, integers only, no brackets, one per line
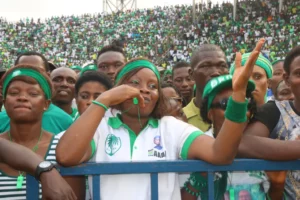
183,181,201,197
225,96,248,123
92,100,108,111
189,172,207,190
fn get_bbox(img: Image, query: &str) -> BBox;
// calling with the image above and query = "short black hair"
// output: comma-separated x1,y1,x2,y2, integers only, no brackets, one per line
172,61,190,76
284,46,300,75
75,71,113,96
190,44,225,69
96,45,126,60
15,51,50,72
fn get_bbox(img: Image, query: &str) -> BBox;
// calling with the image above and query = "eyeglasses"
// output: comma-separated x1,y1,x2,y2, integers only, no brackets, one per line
210,98,251,110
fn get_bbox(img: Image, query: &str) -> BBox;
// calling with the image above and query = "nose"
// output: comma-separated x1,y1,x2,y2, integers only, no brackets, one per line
139,84,150,94
107,66,116,75
60,79,69,87
17,94,28,102
182,79,189,88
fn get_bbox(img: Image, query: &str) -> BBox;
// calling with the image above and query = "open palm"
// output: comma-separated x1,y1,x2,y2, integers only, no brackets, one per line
232,38,265,93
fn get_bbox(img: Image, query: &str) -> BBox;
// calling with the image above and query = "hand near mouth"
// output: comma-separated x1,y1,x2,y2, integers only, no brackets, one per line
96,85,145,108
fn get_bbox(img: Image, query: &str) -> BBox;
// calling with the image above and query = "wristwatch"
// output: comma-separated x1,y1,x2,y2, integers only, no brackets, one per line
35,161,56,181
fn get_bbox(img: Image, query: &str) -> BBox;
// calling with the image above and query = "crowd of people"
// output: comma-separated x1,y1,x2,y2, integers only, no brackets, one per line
0,0,300,70
1,1,300,200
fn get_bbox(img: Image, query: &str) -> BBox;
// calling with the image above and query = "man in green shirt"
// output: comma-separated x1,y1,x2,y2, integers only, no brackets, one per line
50,67,78,119
183,44,229,132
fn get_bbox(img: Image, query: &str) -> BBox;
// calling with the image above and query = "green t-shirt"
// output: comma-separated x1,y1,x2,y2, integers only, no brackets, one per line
71,108,78,120
0,104,73,135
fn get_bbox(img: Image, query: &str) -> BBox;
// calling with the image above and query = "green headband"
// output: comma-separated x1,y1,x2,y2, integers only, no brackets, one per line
271,59,284,66
3,68,52,99
71,65,82,71
115,60,160,84
80,65,97,76
202,75,255,111
230,53,273,78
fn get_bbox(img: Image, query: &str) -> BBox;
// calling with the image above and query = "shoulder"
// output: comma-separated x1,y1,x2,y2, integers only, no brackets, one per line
159,116,202,134
44,104,73,122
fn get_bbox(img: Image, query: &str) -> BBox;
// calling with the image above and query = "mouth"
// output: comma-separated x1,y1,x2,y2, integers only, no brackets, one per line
14,105,31,110
143,97,151,104
57,90,69,96
180,90,191,94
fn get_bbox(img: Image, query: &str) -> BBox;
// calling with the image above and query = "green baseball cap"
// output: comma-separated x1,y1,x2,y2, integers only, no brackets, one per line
202,75,256,110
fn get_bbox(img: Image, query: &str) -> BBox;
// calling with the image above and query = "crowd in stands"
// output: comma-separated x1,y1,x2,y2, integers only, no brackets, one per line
0,0,300,70
1,0,300,200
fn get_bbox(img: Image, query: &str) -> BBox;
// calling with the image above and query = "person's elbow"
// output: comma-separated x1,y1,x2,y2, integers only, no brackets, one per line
56,147,78,167
210,154,235,165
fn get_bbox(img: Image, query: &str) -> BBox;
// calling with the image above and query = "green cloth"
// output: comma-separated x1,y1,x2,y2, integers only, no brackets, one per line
0,104,73,135
230,53,273,78
202,75,255,111
70,108,78,120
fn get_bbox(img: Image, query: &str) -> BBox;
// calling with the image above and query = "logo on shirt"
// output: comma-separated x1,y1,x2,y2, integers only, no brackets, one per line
148,136,166,158
105,134,121,156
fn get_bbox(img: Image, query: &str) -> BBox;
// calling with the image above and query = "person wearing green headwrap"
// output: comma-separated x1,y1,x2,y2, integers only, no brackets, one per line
70,65,82,74
0,64,84,199
230,53,273,106
162,69,172,84
0,66,73,135
80,64,97,76
57,52,259,200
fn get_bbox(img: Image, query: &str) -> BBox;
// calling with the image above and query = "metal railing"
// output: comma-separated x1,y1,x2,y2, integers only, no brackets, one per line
26,159,300,200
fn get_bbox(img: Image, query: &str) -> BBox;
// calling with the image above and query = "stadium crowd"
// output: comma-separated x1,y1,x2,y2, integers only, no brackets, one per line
0,0,299,69
1,0,300,200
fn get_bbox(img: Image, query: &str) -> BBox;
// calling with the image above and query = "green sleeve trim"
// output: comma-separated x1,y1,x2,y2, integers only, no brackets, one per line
90,139,96,159
181,130,203,160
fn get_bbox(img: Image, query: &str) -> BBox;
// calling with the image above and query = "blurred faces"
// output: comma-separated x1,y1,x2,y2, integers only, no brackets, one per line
162,86,186,121
285,56,300,102
250,65,268,106
275,81,294,101
269,61,284,94
208,88,252,136
97,51,126,83
76,81,108,115
192,51,228,92
4,80,49,123
17,55,46,72
172,67,194,102
121,68,159,118
51,68,77,105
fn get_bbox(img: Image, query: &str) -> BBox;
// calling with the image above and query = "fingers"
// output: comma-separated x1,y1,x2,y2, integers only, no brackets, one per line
137,94,145,108
244,51,259,72
253,38,265,52
244,38,265,69
235,52,242,69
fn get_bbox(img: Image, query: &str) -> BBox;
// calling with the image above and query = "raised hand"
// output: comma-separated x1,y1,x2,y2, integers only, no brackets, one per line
232,38,265,92
232,38,265,101
97,85,145,108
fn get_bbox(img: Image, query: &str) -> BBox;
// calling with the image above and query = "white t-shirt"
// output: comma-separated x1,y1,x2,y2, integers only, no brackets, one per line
88,111,203,200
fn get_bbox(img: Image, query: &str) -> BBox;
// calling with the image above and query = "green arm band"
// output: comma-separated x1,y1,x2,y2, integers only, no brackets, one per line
225,96,248,123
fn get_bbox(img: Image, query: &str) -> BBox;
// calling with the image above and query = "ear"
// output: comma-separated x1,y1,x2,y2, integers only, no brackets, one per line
44,100,51,111
283,72,290,87
188,68,194,80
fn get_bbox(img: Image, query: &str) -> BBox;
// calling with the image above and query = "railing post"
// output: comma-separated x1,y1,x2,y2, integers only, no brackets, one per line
26,175,39,200
92,175,101,200
151,173,159,200
207,171,214,200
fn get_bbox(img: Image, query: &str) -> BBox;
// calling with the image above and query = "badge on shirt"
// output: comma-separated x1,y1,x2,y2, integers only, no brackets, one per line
105,134,122,156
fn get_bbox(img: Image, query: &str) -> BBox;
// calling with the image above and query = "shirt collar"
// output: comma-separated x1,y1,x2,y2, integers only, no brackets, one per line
108,113,159,129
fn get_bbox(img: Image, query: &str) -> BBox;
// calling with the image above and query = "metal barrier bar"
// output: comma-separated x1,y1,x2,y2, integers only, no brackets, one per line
26,159,300,200
92,175,100,200
151,173,159,200
208,171,214,200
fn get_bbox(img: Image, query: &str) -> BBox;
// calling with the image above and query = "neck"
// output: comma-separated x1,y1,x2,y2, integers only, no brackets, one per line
194,89,203,108
53,101,73,115
9,121,42,145
121,113,149,135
